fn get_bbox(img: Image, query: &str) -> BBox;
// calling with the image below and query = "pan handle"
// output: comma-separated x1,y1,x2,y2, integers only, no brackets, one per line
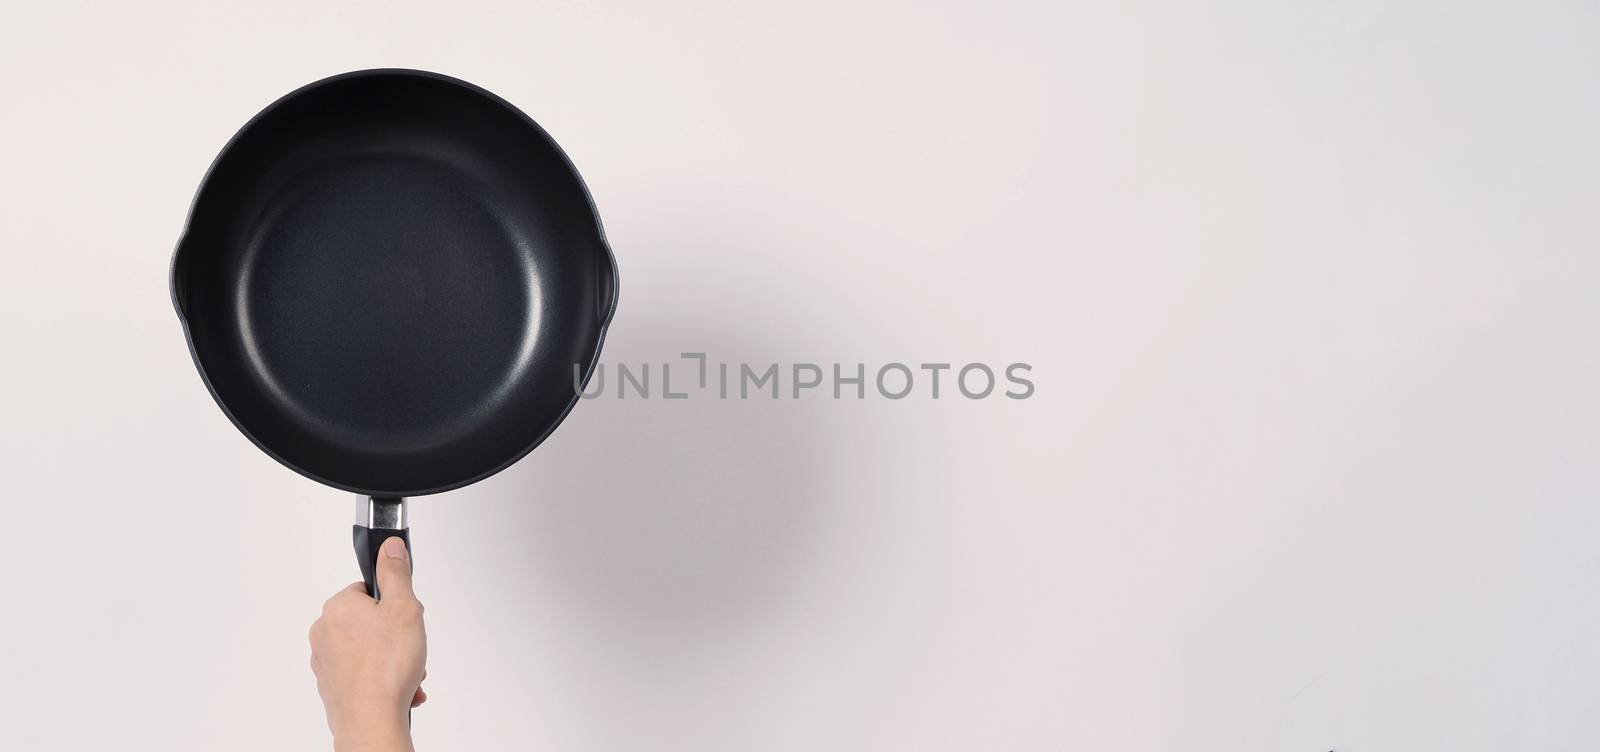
597,252,618,323
170,236,193,319
353,496,410,600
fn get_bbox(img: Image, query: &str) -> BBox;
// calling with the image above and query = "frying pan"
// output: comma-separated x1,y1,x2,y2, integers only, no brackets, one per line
170,69,618,597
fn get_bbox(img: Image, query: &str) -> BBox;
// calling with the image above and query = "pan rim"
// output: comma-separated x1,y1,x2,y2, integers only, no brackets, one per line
169,67,619,498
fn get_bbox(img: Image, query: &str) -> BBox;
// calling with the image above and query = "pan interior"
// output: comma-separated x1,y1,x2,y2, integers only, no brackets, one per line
238,152,539,454
177,72,612,495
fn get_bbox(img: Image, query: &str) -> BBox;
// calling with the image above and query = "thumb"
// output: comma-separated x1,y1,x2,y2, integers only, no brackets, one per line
376,535,415,603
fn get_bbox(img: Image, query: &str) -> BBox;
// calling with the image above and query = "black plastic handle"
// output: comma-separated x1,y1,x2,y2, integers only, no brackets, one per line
353,525,411,600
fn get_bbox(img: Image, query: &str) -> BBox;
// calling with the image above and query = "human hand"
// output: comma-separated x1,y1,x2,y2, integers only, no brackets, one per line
309,537,428,752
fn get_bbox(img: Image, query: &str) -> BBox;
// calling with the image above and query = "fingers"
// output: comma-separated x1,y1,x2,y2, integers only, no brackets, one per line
412,671,428,707
375,536,415,604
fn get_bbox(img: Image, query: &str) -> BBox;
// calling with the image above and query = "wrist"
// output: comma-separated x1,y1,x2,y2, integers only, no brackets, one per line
332,707,413,752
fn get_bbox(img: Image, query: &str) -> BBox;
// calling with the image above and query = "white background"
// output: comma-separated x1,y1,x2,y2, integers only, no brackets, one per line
3,1,1598,750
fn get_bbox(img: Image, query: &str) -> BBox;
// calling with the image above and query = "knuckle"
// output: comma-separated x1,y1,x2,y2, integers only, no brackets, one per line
324,591,360,617
395,599,424,622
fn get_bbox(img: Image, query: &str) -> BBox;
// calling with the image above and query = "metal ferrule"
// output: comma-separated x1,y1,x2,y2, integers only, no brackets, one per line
356,496,408,530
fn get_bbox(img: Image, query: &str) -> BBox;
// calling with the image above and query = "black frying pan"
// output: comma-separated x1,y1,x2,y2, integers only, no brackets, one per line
170,69,618,596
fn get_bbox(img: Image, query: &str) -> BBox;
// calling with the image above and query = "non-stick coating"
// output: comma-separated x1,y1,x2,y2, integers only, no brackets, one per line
172,70,617,496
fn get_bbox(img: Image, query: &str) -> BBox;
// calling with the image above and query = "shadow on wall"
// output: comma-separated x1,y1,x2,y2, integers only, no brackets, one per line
469,293,846,642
